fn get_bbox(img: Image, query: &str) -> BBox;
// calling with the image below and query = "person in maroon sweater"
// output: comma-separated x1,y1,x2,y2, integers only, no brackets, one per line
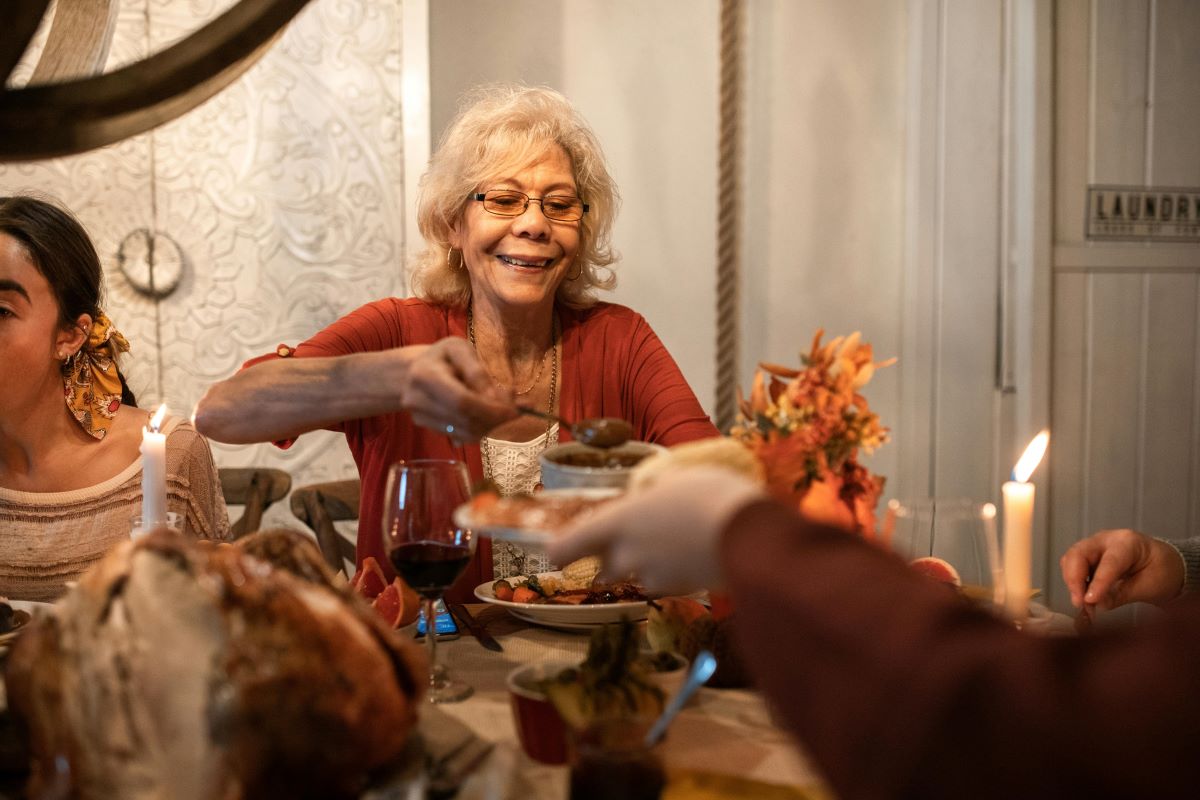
195,85,716,595
550,468,1200,800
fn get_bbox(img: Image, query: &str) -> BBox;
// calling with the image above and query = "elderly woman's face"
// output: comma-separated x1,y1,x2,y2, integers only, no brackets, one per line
452,145,582,315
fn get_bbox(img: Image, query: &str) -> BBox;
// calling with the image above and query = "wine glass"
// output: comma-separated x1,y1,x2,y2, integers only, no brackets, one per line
884,498,1003,610
382,459,475,703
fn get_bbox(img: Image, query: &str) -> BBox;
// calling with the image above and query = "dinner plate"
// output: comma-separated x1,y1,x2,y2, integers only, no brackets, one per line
505,610,623,633
453,487,621,546
474,571,652,627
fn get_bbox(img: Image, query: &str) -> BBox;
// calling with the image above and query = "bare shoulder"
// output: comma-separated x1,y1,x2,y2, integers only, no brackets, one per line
101,405,150,455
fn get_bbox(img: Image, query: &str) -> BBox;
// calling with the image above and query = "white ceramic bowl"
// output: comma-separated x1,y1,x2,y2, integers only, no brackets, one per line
539,441,666,490
641,651,689,702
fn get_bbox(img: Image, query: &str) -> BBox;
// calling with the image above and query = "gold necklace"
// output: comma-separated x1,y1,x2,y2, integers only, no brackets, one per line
468,307,559,482
499,349,548,396
469,311,550,396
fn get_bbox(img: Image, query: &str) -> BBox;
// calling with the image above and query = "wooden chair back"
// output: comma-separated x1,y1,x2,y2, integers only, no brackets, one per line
219,467,292,539
289,479,359,572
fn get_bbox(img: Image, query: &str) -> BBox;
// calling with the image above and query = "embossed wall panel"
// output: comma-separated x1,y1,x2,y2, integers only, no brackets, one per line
1,0,408,528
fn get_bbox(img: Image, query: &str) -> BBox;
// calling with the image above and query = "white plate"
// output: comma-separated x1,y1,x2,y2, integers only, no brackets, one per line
453,487,621,546
474,570,652,627
506,610,628,633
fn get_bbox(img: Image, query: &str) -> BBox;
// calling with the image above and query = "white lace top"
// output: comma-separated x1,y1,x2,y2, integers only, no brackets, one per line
484,424,559,579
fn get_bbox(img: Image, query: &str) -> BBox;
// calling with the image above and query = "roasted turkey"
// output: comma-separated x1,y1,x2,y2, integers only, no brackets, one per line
4,529,426,800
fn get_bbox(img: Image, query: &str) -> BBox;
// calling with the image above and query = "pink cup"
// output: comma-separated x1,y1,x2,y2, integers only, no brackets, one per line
507,661,576,765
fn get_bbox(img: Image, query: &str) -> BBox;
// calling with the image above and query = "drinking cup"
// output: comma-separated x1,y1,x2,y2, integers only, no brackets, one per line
131,511,181,540
567,716,665,800
885,498,1003,609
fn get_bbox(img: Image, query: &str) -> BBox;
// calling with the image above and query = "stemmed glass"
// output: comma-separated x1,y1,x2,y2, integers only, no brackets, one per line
382,459,475,703
885,498,1003,610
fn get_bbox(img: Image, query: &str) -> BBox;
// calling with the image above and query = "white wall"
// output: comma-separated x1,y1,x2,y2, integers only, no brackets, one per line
742,0,907,491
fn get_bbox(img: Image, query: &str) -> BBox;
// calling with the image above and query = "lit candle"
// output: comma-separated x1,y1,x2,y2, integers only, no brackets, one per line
1002,430,1049,620
140,404,168,528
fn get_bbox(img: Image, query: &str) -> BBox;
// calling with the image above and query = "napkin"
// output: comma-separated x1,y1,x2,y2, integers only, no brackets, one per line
420,706,496,798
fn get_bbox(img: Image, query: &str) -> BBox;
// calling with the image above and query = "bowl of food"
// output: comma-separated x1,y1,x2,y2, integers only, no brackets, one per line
507,660,578,764
640,651,689,702
540,441,666,490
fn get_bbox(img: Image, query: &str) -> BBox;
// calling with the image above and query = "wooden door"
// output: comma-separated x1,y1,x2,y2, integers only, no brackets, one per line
1048,0,1200,611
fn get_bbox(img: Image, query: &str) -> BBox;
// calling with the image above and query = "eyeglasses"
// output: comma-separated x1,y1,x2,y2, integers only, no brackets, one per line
472,190,589,222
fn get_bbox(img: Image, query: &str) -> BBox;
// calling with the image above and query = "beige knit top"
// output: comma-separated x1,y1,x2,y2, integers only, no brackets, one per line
0,417,231,602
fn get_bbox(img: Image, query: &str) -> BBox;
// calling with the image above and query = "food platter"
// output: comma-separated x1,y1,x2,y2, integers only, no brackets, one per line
453,487,620,546
474,571,652,630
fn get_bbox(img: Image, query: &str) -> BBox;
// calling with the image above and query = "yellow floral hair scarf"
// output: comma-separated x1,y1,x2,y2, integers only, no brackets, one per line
63,312,132,440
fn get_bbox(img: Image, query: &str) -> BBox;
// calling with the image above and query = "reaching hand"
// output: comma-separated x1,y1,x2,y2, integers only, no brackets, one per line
547,467,765,595
401,337,516,443
1059,529,1185,616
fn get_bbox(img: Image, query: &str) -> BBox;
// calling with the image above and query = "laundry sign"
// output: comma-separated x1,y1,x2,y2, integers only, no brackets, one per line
1087,185,1200,242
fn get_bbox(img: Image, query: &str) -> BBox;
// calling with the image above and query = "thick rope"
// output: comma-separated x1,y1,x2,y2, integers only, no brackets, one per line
715,0,744,433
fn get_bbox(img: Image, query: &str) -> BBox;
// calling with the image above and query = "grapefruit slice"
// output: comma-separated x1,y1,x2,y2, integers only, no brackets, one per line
351,556,388,600
370,577,421,628
371,582,403,626
909,556,962,587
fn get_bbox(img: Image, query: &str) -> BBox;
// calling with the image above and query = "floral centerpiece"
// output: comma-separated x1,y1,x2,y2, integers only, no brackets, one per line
730,330,895,538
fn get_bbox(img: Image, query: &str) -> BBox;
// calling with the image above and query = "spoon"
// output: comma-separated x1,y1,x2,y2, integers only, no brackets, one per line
516,406,634,448
643,650,717,747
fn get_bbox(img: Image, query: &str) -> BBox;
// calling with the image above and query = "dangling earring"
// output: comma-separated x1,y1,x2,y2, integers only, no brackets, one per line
567,262,583,281
447,248,462,271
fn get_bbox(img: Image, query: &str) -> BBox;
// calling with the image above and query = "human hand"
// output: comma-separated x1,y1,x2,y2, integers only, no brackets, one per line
547,467,765,595
400,337,517,442
1059,528,1185,615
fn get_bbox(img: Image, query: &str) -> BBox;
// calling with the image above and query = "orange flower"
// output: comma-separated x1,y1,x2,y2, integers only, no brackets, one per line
731,330,894,538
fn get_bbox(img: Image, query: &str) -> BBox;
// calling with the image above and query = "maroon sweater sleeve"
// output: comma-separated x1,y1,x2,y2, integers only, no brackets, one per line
719,500,1200,800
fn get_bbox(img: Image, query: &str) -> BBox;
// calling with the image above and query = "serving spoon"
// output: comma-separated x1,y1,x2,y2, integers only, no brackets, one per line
643,650,717,747
516,406,634,448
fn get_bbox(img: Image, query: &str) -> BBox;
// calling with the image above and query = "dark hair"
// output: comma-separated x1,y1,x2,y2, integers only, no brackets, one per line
0,195,137,407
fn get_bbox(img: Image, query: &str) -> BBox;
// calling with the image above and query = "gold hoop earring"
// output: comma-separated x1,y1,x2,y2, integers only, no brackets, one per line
447,248,463,271
567,262,583,281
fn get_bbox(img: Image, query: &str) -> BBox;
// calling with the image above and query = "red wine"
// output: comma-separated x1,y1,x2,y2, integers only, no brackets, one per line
389,542,471,597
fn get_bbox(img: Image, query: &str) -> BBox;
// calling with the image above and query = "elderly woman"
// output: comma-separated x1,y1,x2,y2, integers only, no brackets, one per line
0,196,230,601
195,85,718,596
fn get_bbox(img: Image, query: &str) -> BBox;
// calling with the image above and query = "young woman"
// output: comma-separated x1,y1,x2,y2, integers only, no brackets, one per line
0,196,229,601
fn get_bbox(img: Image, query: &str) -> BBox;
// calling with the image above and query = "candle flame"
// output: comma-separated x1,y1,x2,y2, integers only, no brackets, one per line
1012,430,1049,483
149,404,168,433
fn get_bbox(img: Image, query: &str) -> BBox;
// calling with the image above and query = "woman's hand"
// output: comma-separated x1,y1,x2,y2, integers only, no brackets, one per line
1060,529,1185,615
399,337,516,442
547,467,765,594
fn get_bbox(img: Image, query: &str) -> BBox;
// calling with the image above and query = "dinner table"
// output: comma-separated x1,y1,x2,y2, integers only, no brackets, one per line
420,603,833,800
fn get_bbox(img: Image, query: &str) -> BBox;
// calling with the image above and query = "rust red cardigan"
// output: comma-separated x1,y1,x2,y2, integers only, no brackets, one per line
252,298,718,601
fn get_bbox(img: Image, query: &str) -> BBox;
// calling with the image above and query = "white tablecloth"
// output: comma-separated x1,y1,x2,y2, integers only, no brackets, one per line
431,608,829,800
